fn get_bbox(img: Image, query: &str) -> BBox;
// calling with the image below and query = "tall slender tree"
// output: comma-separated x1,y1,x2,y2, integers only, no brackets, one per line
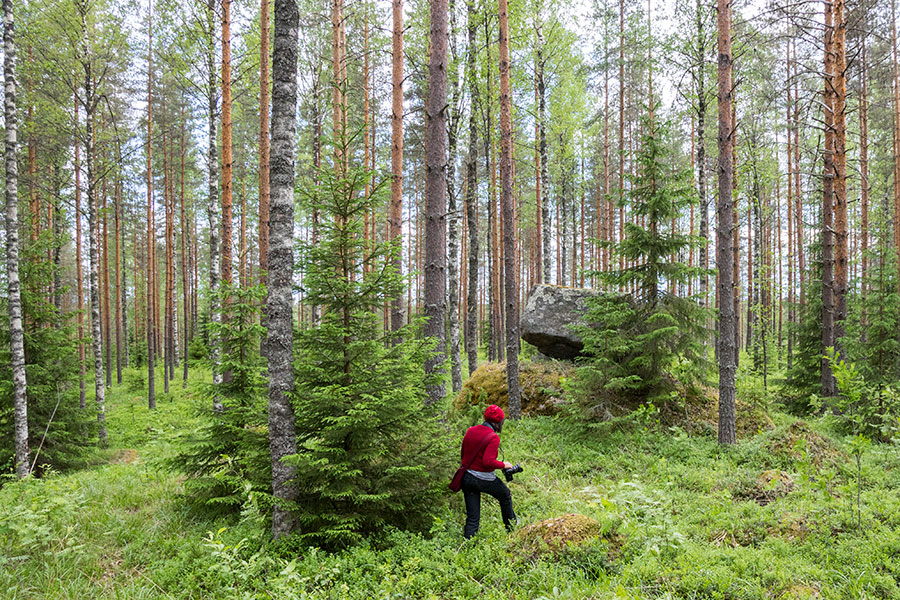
75,97,86,409
75,0,107,444
259,0,270,306
268,0,300,539
465,0,479,376
389,0,404,334
424,0,448,405
146,0,156,410
4,0,29,478
498,0,520,418
207,0,222,408
716,0,735,445
821,0,836,397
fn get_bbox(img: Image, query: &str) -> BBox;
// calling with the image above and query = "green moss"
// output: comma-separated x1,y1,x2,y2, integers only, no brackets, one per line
766,421,847,468
454,360,571,416
513,513,602,556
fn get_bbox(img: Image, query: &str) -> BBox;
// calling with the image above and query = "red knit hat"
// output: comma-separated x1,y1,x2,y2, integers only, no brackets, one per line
484,404,505,423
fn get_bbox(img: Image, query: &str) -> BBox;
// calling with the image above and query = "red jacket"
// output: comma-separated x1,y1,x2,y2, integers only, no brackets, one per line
460,424,505,472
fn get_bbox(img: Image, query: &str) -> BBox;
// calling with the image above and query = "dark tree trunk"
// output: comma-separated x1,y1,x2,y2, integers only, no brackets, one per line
498,0,520,418
465,0,479,377
424,0,448,405
716,0,736,445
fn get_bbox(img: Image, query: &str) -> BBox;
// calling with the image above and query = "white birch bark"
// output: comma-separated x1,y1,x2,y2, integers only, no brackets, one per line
4,0,29,478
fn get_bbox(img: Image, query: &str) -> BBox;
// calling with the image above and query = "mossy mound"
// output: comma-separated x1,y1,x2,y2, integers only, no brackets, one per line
682,385,775,438
513,513,602,556
111,449,139,465
732,469,795,506
455,361,571,416
767,421,847,468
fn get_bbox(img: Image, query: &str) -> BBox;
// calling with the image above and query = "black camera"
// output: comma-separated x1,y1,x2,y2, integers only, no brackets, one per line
503,463,523,482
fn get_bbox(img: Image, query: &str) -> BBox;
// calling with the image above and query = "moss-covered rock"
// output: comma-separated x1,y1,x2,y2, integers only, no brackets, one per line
455,361,571,416
513,513,601,556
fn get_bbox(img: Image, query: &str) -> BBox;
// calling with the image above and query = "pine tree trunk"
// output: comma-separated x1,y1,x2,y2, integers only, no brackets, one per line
4,0,29,477
498,0,520,417
162,111,171,394
114,171,123,384
786,36,793,369
832,0,847,342
822,0,836,397
268,0,300,538
716,0,736,445
465,0,479,376
860,27,869,314
181,105,189,385
146,1,156,409
447,0,462,391
617,0,625,277
424,0,448,405
102,161,112,389
389,0,404,334
310,73,322,327
892,0,900,290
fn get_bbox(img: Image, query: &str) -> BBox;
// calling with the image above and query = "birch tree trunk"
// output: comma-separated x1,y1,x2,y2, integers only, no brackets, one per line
424,0,448,405
498,0,520,418
696,0,708,308
4,0,29,478
207,0,222,407
716,0,736,445
447,0,462,391
268,0,299,538
537,24,550,284
75,97,86,408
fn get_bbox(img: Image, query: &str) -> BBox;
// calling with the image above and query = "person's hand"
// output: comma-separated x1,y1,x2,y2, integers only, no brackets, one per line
503,462,514,470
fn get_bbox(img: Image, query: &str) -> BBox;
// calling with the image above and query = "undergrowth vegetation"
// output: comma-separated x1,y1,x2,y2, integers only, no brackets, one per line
3,365,900,598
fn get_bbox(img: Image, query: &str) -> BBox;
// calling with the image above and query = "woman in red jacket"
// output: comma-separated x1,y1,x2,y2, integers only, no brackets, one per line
459,404,518,538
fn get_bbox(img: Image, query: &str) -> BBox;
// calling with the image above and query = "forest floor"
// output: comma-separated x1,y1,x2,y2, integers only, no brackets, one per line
3,366,900,599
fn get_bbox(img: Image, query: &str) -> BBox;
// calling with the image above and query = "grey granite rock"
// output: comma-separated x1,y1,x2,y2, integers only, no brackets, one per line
520,284,605,359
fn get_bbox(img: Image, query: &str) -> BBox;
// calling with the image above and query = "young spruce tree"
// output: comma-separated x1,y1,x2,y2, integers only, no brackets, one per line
845,210,900,390
575,112,708,413
170,284,271,514
286,146,448,547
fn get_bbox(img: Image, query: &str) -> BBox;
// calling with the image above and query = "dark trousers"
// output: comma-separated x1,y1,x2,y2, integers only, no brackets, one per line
461,471,516,538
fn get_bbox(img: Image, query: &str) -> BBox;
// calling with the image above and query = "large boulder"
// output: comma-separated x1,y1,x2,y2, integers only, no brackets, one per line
520,284,602,359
